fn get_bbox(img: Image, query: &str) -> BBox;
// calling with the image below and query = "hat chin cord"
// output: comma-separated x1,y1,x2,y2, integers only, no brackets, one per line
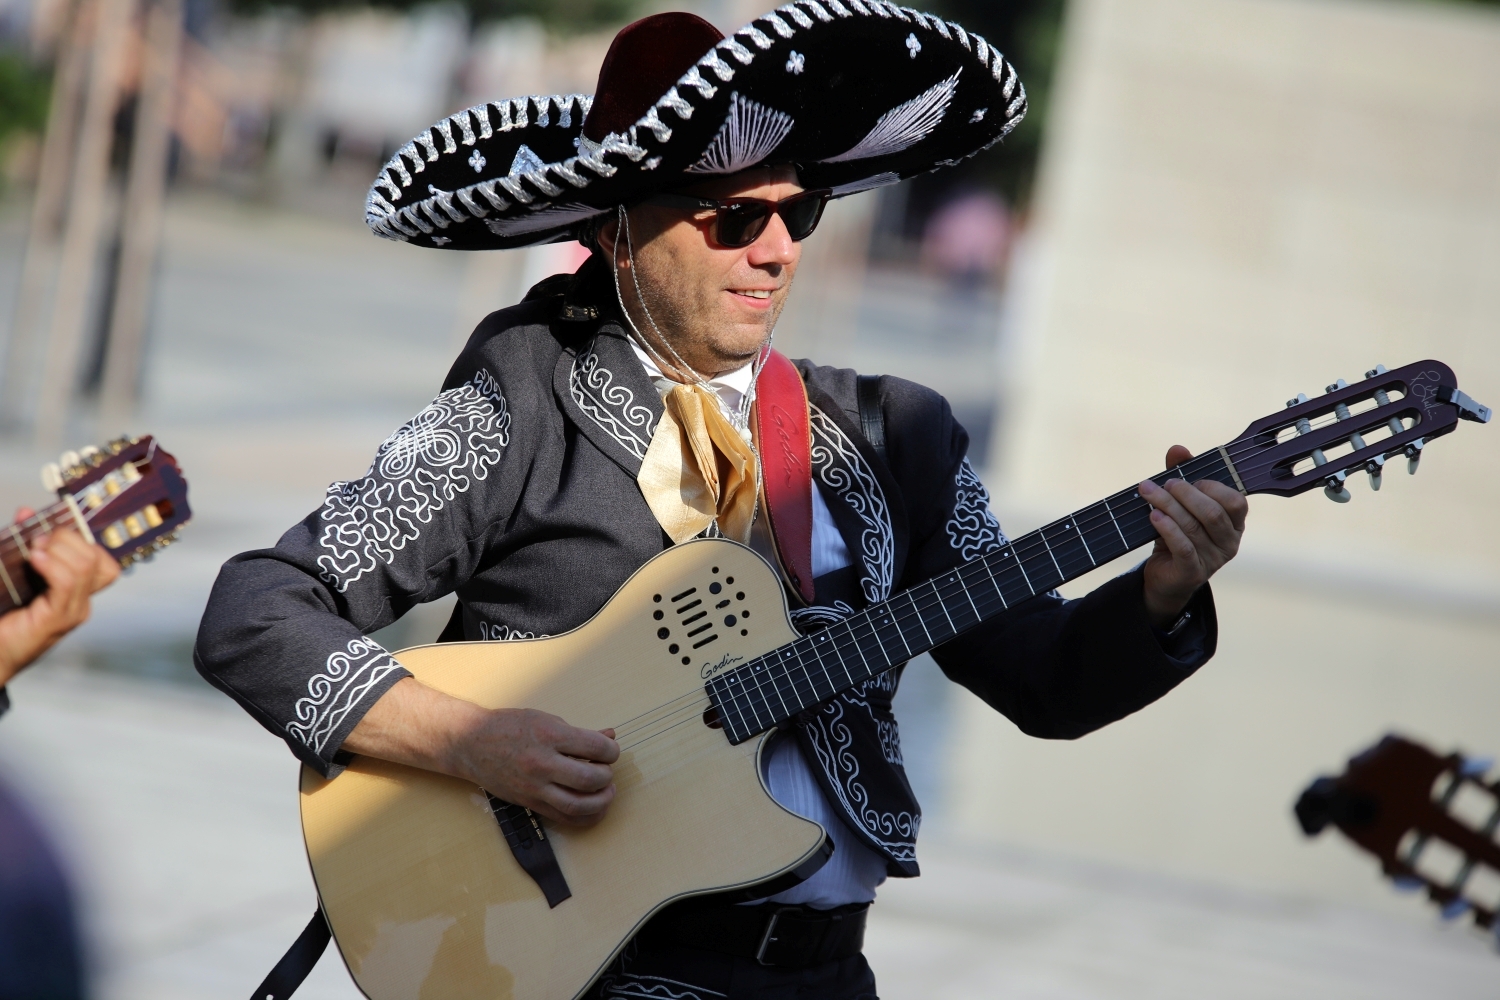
610,204,771,429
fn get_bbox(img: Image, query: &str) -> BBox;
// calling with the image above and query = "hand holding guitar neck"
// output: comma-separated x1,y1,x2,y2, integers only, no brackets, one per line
1139,444,1249,628
0,511,119,686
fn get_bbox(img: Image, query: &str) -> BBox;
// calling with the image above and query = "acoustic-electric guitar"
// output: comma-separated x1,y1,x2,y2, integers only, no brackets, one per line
1,435,190,614
298,361,1489,1000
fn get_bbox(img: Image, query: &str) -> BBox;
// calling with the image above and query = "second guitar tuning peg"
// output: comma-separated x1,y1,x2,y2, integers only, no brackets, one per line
1324,471,1352,503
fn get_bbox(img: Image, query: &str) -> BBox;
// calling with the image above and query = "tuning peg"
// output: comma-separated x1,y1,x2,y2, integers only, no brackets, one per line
1366,455,1384,491
1286,392,1309,408
40,462,64,492
1405,438,1424,474
1324,471,1352,503
1325,379,1348,394
1365,365,1388,379
1440,898,1471,921
80,445,102,466
1459,755,1494,778
58,449,81,470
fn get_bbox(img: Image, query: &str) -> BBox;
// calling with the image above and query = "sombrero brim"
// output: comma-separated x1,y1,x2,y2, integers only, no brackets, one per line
366,1,1027,250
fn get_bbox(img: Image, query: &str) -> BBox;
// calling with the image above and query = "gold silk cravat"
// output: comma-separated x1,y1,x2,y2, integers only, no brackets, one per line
638,382,758,544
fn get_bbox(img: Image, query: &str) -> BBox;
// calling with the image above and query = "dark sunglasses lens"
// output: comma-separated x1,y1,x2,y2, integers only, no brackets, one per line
716,202,771,247
781,195,827,241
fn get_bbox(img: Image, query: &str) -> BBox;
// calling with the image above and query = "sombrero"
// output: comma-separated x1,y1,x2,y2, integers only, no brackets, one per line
365,3,1027,251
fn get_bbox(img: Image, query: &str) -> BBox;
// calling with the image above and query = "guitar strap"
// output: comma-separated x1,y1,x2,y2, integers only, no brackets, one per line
752,349,816,605
249,908,329,1000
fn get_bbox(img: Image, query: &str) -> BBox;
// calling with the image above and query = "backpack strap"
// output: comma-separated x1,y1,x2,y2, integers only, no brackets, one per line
753,350,816,604
856,374,887,464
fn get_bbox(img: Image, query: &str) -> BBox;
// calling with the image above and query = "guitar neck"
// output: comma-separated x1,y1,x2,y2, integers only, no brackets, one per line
708,448,1242,744
0,499,83,615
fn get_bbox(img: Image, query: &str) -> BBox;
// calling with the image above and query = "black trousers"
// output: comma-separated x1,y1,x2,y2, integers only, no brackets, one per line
588,945,879,1000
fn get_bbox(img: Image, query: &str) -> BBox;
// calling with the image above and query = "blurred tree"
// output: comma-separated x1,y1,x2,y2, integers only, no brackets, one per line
226,0,640,32
0,51,51,156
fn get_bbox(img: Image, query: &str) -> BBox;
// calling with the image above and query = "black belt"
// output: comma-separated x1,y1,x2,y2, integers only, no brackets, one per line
636,901,869,969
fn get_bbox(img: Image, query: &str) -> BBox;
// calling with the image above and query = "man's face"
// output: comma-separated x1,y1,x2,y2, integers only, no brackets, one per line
602,165,804,379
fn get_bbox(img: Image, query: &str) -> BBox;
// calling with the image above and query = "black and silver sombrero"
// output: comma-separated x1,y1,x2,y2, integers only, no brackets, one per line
365,3,1028,251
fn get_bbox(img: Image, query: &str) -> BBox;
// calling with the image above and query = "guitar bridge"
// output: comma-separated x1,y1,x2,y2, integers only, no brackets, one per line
486,792,572,908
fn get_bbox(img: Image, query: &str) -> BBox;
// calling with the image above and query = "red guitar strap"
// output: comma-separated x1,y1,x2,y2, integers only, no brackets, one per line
752,349,816,605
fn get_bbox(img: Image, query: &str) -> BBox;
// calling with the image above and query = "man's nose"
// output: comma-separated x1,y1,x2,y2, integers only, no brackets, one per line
745,211,798,266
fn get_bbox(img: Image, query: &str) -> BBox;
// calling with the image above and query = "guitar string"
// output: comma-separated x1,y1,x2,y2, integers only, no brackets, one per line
613,416,1420,742
0,450,165,564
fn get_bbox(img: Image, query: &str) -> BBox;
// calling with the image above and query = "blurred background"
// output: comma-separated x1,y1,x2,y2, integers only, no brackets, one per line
0,0,1496,996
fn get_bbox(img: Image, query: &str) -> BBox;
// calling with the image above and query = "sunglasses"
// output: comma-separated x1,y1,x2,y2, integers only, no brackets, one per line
648,188,834,248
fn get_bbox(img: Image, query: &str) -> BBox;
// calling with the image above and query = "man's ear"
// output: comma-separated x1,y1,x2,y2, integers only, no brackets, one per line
595,215,620,262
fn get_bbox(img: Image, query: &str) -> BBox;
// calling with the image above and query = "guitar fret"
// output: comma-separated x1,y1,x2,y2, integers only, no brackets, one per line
1104,494,1129,550
1039,531,1064,579
905,591,934,646
9,524,28,558
818,630,854,687
0,553,20,607
1073,518,1097,566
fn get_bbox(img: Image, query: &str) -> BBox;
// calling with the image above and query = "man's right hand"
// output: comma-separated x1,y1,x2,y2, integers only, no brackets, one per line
343,676,621,827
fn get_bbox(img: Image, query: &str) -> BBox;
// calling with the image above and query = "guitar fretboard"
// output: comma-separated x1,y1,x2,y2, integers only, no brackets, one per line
707,449,1239,745
0,501,76,614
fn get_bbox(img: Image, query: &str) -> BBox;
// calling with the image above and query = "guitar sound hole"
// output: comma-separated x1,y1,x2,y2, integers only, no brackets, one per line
653,610,663,620
709,582,722,594
669,644,679,653
703,705,723,729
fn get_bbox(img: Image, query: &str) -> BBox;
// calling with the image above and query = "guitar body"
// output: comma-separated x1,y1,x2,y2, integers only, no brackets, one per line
299,539,828,1000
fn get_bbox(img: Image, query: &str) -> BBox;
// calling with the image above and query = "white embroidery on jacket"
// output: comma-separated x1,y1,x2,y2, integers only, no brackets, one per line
287,637,403,755
789,601,856,634
809,406,893,603
317,370,510,592
946,456,1007,560
595,972,725,1000
479,621,544,642
802,691,918,863
570,340,658,462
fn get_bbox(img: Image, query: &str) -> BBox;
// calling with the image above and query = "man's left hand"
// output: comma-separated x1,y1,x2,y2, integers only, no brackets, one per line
1138,445,1248,629
0,509,120,687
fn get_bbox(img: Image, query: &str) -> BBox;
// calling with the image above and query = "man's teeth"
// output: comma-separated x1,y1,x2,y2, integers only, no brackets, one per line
738,290,771,299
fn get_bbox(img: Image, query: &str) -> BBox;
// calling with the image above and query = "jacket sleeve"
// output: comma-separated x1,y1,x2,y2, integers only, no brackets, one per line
193,321,538,776
875,375,1217,740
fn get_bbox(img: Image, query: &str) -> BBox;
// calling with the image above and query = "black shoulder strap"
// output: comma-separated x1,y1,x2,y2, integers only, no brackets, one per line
856,374,887,464
251,909,330,1000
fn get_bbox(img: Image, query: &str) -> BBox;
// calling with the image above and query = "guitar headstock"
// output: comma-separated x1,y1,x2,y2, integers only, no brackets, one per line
44,436,191,568
1223,361,1490,501
1297,735,1500,938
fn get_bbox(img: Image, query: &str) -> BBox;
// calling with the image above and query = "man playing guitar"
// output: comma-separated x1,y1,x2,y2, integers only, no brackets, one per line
196,10,1247,997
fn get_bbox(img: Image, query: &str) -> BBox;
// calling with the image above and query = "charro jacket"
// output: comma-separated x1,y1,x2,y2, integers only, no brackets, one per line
193,258,1216,878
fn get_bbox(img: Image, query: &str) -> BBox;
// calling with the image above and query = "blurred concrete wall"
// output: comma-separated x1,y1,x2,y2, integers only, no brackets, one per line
956,0,1500,915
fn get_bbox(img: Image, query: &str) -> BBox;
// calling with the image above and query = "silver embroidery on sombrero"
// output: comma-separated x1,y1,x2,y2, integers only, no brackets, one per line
686,91,795,175
366,5,1029,247
287,637,403,755
570,339,658,462
821,67,961,163
317,370,510,592
809,405,893,603
946,456,1007,560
